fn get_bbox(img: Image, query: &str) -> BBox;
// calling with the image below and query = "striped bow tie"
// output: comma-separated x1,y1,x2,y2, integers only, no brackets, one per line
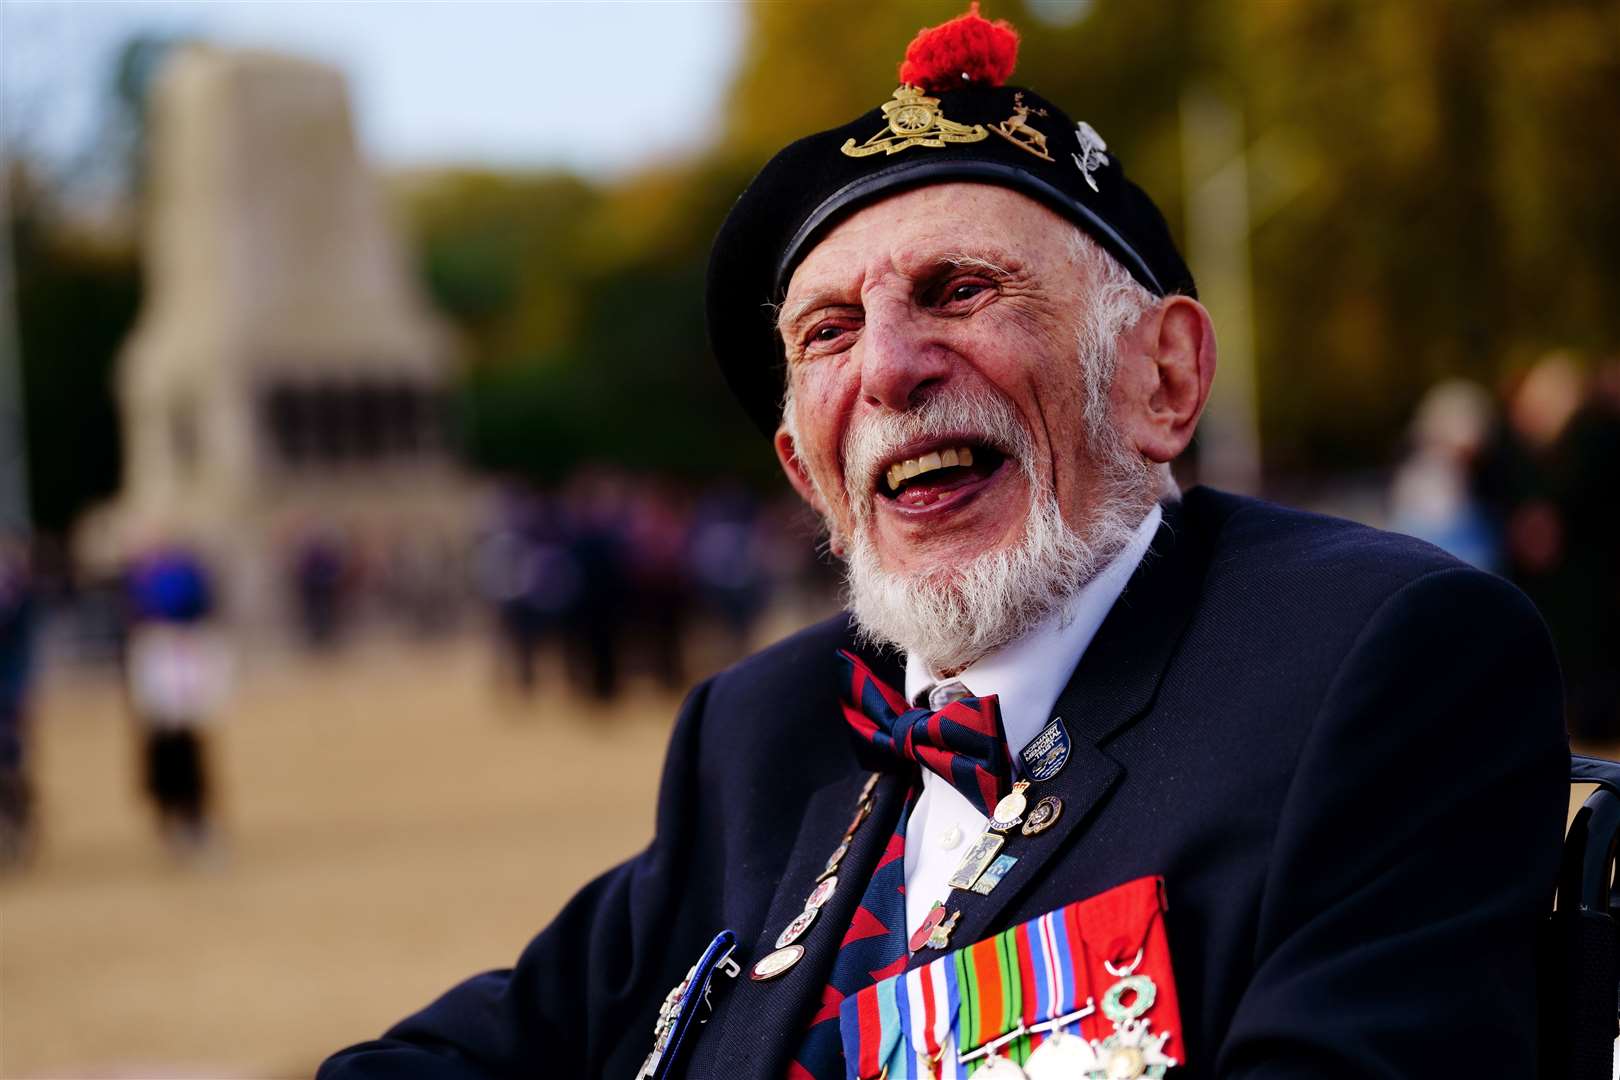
836,649,1014,817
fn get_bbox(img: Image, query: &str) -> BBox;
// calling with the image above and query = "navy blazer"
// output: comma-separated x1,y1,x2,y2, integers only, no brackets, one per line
320,487,1568,1078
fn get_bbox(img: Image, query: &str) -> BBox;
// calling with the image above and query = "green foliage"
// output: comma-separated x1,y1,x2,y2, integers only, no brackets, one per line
9,171,138,533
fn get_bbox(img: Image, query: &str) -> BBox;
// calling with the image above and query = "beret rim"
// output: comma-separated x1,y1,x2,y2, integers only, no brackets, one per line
774,158,1168,300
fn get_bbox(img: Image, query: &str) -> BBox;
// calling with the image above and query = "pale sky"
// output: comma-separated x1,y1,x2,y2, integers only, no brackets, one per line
1,0,746,180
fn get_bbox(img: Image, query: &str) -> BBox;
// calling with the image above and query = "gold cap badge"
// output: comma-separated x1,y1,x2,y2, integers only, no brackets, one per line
841,85,989,158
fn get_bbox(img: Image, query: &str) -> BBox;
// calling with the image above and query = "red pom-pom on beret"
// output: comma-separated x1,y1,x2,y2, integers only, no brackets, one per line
898,2,1020,92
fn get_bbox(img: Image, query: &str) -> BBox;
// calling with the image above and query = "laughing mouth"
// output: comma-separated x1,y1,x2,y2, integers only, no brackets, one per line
878,442,1007,507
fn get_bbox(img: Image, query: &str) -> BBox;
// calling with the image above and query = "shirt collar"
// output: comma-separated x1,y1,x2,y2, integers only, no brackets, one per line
903,502,1162,760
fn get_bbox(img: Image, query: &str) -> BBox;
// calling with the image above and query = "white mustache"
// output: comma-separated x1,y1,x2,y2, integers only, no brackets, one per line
841,388,1033,507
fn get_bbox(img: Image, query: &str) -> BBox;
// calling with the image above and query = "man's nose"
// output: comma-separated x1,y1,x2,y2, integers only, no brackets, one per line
858,298,953,412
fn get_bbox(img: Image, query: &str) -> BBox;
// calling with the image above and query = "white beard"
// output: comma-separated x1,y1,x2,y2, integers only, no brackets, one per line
837,386,1154,674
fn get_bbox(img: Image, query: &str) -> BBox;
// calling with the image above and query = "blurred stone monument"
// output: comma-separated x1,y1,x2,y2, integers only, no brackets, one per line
80,46,474,632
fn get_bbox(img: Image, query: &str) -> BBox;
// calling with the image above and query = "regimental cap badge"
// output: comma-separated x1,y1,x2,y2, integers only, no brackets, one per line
841,85,988,158
990,90,1053,161
840,2,1019,159
1073,121,1111,191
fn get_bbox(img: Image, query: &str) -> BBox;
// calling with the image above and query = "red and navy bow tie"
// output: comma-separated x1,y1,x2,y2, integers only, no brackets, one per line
836,649,1014,817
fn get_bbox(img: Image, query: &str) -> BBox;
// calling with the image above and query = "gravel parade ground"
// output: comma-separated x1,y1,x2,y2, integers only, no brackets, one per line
2,635,675,1079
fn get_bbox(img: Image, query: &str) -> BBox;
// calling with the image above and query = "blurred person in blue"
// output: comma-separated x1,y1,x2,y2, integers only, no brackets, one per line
563,470,632,702
321,8,1566,1078
290,524,353,650
626,480,694,691
476,485,583,696
125,544,233,858
1388,378,1500,570
687,485,770,657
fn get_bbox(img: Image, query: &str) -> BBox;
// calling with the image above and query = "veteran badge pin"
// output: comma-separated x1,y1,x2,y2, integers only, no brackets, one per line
988,779,1031,832
1020,717,1071,782
947,830,1006,891
1022,795,1063,837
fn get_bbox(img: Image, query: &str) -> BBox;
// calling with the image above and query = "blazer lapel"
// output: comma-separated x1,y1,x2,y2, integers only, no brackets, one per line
707,646,912,1078
910,501,1209,960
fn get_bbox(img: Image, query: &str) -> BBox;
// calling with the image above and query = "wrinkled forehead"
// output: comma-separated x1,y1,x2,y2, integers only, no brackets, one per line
784,182,1076,303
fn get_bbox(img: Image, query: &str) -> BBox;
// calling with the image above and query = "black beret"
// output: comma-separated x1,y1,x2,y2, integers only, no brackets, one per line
706,68,1195,438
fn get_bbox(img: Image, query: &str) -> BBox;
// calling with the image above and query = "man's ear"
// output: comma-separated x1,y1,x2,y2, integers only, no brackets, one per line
775,427,826,515
1120,295,1217,464
775,427,845,555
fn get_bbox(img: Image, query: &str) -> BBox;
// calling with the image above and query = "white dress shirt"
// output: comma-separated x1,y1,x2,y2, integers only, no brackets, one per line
900,503,1163,936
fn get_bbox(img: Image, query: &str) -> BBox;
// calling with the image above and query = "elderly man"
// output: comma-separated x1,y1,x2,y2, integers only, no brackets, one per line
321,9,1566,1079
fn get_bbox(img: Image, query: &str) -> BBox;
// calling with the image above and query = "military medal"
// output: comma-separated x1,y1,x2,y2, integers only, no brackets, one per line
775,906,819,949
760,773,882,978
806,876,837,910
973,1057,1027,1078
946,830,1005,891
1021,795,1062,836
1080,950,1177,1078
1023,1031,1101,1079
750,944,804,981
987,780,1030,832
908,901,947,953
817,840,850,882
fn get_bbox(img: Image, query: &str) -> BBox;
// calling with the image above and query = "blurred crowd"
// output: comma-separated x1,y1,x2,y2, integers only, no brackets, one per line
473,472,831,702
1391,353,1620,741
0,472,833,870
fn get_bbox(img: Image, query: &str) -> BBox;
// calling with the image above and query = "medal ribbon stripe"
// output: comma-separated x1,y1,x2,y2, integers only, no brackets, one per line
996,928,1025,1065
1019,919,1046,1049
879,973,907,1079
943,953,967,1080
1063,895,1100,1043
965,936,1002,1058
952,947,975,1077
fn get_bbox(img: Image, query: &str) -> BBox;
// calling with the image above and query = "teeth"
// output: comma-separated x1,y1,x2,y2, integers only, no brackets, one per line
882,445,979,493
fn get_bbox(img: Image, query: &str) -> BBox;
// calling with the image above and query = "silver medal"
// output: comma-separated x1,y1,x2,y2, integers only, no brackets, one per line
1023,1031,1101,1079
973,1056,1028,1079
775,906,818,949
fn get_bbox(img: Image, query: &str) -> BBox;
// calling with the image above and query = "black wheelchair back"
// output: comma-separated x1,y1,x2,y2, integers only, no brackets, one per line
1545,754,1620,1079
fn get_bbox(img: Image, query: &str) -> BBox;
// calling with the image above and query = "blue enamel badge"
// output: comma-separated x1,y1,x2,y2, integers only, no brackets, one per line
1020,717,1071,782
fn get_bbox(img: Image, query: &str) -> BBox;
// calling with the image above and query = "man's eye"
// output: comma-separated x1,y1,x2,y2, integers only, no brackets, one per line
808,324,849,345
940,280,992,306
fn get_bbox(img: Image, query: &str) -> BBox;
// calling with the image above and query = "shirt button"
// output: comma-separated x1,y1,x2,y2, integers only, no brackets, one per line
940,824,963,850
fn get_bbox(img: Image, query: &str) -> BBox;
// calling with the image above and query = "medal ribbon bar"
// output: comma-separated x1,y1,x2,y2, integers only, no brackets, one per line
837,876,1181,1079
